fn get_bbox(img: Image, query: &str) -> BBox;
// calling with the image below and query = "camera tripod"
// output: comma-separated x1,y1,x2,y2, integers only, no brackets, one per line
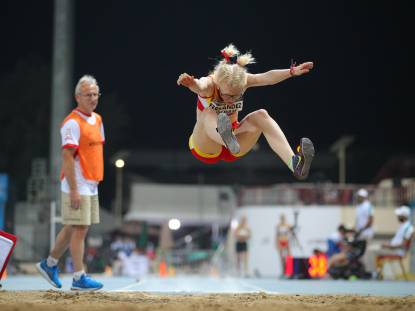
289,209,305,256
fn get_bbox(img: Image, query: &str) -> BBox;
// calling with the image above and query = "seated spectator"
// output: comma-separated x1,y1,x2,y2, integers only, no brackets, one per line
327,225,346,258
326,230,366,271
374,206,414,276
119,248,149,277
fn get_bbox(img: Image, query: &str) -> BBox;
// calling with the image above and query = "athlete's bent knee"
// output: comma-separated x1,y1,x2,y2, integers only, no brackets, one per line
255,109,270,119
249,109,271,126
205,107,218,117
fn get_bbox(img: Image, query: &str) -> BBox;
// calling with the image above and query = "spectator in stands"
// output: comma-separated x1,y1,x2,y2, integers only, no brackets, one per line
110,235,124,276
234,216,251,277
119,248,149,277
123,236,136,256
110,235,124,254
327,225,346,258
374,206,414,277
354,188,374,271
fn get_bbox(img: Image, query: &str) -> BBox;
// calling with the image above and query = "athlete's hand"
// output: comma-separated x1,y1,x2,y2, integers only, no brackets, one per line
70,189,81,209
293,62,313,76
177,73,196,87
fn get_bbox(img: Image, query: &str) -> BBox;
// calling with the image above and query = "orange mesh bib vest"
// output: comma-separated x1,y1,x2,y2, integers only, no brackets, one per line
60,110,104,181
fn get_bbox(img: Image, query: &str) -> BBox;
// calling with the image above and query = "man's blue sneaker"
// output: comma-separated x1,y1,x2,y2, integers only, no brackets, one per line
71,273,103,291
35,259,62,288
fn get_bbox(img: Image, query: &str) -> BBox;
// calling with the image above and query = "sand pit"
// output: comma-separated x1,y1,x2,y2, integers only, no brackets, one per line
1,290,414,311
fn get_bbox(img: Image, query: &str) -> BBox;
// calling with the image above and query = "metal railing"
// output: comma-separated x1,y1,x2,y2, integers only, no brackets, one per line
238,183,415,207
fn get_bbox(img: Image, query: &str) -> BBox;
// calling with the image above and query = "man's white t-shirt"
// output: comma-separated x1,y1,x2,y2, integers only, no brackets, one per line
390,220,414,257
355,200,374,238
60,110,105,196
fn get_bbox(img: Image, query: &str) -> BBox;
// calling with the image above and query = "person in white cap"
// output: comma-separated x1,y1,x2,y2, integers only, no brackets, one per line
354,188,374,271
374,206,414,277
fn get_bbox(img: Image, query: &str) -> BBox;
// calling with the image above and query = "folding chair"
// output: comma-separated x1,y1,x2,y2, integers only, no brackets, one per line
378,232,414,281
0,230,18,289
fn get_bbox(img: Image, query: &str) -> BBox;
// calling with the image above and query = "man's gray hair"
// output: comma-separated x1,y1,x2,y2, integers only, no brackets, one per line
75,75,99,94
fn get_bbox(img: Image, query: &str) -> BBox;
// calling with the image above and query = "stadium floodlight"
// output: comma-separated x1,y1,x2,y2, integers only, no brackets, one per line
169,219,181,230
115,159,125,168
329,135,355,184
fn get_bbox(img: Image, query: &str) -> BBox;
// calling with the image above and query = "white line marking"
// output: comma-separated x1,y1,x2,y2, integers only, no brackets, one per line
110,290,278,294
240,281,280,294
109,280,148,292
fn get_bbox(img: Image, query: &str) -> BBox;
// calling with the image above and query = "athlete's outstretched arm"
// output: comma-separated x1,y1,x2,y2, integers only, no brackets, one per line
177,73,214,97
246,62,313,88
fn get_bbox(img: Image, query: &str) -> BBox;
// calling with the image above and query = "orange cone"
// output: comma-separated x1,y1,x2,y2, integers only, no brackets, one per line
2,269,7,279
104,266,112,277
210,267,217,277
159,261,167,277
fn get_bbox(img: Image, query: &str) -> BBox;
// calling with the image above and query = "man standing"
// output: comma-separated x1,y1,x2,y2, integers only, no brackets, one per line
234,216,251,277
354,188,374,272
375,206,414,277
36,75,104,291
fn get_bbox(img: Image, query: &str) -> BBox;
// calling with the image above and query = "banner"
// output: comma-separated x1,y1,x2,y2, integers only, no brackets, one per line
0,230,17,280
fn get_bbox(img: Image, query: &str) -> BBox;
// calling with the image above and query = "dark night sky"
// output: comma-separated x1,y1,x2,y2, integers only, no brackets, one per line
1,1,415,195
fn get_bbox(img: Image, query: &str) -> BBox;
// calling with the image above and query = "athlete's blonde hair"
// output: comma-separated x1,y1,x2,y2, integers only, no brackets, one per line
75,75,99,94
210,44,256,89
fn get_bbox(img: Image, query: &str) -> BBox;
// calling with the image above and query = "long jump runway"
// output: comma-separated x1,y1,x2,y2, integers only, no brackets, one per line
1,275,414,296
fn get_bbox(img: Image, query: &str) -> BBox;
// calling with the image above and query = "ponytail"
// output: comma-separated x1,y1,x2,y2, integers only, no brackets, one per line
210,44,255,88
237,52,256,67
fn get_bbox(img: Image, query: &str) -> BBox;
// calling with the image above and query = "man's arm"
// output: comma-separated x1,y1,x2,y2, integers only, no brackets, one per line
62,147,81,209
246,62,313,88
382,238,410,249
356,216,373,234
177,74,214,97
247,227,252,239
234,227,239,238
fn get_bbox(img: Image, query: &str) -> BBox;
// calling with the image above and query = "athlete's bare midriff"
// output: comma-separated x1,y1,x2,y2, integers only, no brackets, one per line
196,109,238,124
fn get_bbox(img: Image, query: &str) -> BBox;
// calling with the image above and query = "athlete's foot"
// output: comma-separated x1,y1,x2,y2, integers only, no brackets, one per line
216,113,240,154
293,138,315,180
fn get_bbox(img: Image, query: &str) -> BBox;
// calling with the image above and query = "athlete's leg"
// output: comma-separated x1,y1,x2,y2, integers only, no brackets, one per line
236,252,241,272
243,250,248,275
287,245,291,257
235,109,294,164
192,108,224,154
326,252,347,270
278,247,285,274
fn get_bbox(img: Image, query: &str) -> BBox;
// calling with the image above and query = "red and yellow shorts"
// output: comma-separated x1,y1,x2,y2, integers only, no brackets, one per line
189,121,246,164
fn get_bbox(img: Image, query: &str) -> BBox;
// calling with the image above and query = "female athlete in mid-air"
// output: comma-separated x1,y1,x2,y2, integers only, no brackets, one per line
177,44,314,180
